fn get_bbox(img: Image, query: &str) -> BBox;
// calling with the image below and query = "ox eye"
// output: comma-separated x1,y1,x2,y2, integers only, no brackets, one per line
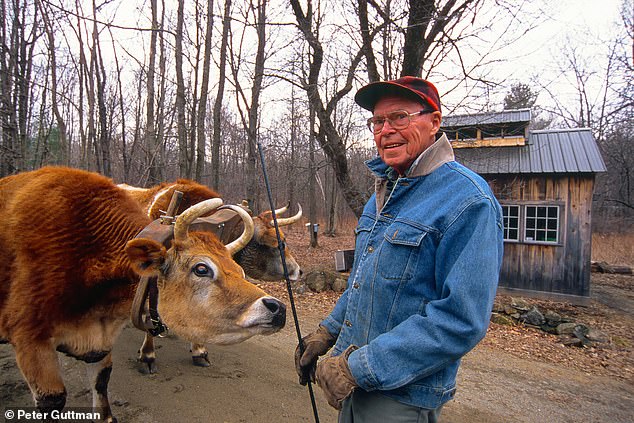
192,263,213,278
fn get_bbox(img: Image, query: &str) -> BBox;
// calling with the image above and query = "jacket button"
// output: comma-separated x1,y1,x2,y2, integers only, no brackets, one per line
367,246,374,253
353,282,359,289
345,320,352,327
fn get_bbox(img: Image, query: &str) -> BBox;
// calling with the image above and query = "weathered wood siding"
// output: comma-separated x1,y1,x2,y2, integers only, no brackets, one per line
487,174,595,297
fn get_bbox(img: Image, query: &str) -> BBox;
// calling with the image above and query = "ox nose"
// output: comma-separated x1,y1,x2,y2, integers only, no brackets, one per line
262,297,286,327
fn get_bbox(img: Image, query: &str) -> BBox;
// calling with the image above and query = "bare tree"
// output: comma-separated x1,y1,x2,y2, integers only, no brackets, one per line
195,0,215,180
175,0,189,177
212,0,231,188
289,0,369,217
229,0,268,206
37,0,68,166
145,0,162,184
289,0,529,217
0,0,42,175
593,1,634,226
90,0,111,176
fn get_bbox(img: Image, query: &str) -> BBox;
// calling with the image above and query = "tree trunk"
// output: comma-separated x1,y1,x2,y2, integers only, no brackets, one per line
111,33,128,180
358,0,380,82
287,86,297,209
290,0,369,218
92,0,110,176
212,0,231,189
326,165,338,236
84,20,97,171
401,0,433,76
308,105,318,247
74,0,88,168
0,0,19,175
175,0,189,178
146,0,160,184
155,0,167,182
195,0,215,181
38,0,68,166
16,2,38,171
245,0,267,206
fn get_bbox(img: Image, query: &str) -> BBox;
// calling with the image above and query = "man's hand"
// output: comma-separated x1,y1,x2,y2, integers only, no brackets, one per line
315,345,358,410
294,326,336,385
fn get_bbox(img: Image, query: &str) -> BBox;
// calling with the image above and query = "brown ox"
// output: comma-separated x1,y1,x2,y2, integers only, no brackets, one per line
119,179,302,369
0,167,286,422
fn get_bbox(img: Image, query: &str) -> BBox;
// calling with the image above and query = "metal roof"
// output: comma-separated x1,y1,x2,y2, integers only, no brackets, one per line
453,128,607,174
442,109,532,127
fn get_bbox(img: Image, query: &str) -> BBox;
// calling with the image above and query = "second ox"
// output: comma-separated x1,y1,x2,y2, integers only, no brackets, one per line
119,179,303,369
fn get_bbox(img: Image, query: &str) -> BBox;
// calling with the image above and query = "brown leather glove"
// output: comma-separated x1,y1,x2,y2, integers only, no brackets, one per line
295,325,336,385
315,345,359,410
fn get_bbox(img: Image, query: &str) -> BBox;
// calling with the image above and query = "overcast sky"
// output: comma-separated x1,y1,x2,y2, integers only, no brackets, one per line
99,0,628,125
478,0,627,112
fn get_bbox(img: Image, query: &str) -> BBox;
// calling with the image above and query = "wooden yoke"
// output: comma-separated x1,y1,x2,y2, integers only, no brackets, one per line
189,208,244,245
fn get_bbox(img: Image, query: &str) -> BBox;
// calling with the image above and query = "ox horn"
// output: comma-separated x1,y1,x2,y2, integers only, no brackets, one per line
274,201,291,216
220,204,255,255
174,198,224,242
271,203,302,227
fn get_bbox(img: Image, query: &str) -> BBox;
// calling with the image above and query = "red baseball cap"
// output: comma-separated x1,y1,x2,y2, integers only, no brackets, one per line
354,76,441,113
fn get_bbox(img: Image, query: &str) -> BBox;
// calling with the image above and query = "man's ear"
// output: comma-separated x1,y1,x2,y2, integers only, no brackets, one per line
126,238,167,276
430,111,442,136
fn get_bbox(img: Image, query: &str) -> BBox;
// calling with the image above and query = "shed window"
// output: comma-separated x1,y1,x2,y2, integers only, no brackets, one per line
525,205,559,244
500,203,562,245
502,205,520,241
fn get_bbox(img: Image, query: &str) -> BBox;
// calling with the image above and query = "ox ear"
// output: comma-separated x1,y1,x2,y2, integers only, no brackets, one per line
125,238,167,276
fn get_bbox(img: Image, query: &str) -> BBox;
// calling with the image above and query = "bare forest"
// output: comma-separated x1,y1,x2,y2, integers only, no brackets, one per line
0,0,632,229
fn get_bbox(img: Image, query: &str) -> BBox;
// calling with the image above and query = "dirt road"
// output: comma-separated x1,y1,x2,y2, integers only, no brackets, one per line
2,288,633,423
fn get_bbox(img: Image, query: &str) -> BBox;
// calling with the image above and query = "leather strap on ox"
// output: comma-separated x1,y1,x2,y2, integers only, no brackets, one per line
130,190,182,337
130,191,244,336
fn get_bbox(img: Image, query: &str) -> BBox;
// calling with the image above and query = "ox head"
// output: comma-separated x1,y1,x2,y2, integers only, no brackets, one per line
235,203,303,282
125,199,286,345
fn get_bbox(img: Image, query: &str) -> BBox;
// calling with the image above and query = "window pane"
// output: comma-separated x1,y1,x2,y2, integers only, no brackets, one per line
524,205,560,244
502,205,520,241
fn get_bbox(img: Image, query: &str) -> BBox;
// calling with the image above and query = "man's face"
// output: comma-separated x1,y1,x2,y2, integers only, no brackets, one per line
373,96,441,175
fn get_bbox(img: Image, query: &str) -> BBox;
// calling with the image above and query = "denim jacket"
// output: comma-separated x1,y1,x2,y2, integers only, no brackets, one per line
321,134,504,409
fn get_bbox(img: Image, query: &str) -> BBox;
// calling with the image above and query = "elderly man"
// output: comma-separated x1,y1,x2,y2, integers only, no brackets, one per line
295,76,504,423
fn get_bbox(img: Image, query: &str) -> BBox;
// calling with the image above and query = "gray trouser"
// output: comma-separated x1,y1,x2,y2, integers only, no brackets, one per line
338,389,443,423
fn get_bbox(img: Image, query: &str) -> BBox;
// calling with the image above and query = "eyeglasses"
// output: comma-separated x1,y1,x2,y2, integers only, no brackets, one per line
366,109,433,134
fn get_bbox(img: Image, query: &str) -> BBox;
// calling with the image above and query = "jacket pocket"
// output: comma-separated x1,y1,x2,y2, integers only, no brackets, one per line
352,215,375,271
378,221,428,280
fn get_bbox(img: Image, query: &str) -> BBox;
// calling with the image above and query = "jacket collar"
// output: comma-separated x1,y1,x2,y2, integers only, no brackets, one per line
366,133,455,212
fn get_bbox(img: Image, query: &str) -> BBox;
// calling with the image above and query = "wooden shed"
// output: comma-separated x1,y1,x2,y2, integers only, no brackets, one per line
443,109,607,301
